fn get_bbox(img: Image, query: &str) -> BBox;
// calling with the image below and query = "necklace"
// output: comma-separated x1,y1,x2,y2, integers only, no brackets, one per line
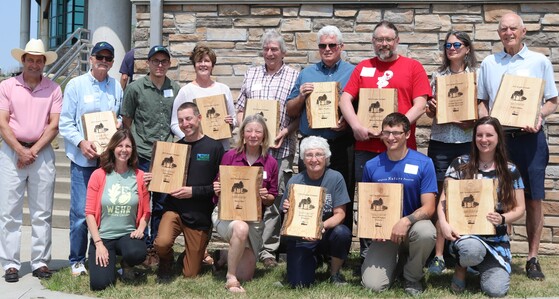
480,160,493,169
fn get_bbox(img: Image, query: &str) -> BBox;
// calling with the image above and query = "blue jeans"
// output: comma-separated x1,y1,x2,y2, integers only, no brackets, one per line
69,162,96,264
138,157,166,247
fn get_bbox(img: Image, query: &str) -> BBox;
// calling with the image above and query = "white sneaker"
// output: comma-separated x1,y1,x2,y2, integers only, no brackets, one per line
71,262,87,276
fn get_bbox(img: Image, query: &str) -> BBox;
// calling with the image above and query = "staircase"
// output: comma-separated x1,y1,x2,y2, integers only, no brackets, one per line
46,28,92,86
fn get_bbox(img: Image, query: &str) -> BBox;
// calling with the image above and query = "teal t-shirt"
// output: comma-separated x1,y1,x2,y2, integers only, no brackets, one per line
99,169,139,239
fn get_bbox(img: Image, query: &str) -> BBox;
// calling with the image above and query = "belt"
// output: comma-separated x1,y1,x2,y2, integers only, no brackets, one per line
18,140,37,148
505,130,529,138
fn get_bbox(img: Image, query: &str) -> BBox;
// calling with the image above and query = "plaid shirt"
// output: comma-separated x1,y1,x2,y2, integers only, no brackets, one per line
236,63,299,160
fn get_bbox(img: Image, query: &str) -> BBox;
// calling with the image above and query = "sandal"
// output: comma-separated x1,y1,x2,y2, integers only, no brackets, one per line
225,279,246,293
451,275,466,294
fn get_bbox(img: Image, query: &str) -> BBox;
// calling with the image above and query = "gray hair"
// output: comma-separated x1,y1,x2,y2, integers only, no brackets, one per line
300,136,331,166
317,25,343,44
261,29,287,54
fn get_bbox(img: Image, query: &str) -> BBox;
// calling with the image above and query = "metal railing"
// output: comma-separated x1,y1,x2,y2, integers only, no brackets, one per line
45,28,92,86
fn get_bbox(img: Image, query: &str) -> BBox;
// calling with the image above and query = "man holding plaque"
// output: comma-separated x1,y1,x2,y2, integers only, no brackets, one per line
121,45,181,266
151,102,224,280
477,13,558,281
59,41,123,277
361,113,437,295
286,25,355,229
235,30,299,268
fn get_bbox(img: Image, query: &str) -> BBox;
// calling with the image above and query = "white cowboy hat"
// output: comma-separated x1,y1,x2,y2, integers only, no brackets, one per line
11,39,57,65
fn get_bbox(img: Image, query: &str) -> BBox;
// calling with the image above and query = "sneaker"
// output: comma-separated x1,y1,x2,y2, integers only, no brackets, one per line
329,272,348,286
526,257,545,280
262,257,278,269
71,262,87,277
404,279,423,296
427,256,445,275
142,247,159,268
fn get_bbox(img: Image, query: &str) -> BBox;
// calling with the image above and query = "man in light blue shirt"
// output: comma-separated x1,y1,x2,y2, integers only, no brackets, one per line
477,13,558,281
59,41,123,276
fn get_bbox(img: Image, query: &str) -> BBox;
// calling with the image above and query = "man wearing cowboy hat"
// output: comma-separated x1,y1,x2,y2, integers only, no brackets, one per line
0,38,62,282
59,41,123,277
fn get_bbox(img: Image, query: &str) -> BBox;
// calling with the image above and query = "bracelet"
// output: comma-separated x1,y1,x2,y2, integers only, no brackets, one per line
94,239,102,244
501,214,506,225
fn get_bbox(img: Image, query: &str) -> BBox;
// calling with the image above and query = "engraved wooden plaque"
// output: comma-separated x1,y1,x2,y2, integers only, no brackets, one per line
218,165,263,222
244,99,280,147
281,184,325,239
446,179,497,235
436,72,478,124
306,82,339,129
490,74,544,128
81,111,118,155
357,182,403,240
357,88,397,135
195,94,232,140
148,141,191,194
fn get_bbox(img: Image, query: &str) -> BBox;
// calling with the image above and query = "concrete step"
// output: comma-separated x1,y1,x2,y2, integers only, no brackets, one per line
23,192,70,229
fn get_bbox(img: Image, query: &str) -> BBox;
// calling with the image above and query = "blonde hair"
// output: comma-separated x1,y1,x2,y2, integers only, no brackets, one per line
235,113,270,157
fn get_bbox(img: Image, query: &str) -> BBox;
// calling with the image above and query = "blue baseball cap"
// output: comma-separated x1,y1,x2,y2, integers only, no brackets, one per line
91,41,114,55
148,45,170,59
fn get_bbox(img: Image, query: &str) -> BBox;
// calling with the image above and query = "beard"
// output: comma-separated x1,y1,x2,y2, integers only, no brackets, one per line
375,47,396,61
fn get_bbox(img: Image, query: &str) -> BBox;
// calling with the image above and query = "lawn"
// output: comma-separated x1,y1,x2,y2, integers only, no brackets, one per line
43,249,559,299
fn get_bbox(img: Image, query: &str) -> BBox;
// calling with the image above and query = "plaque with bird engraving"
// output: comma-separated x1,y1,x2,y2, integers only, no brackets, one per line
357,88,397,135
148,141,191,194
306,81,339,129
195,94,232,140
218,165,263,222
281,184,325,239
244,99,280,147
82,111,118,155
357,182,403,240
436,72,477,124
446,179,497,235
491,74,544,128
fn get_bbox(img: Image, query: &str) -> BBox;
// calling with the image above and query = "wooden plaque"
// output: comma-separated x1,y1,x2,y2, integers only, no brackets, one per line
81,111,118,155
218,165,263,221
306,82,339,129
490,74,544,128
244,99,280,146
281,184,325,239
445,179,497,235
195,94,232,140
436,72,478,124
357,88,397,135
148,141,191,193
357,182,403,240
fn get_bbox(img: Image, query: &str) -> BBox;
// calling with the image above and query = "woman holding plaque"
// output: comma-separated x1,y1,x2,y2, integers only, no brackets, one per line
170,44,237,149
437,116,525,297
281,136,352,287
85,129,150,290
212,114,278,293
425,30,478,275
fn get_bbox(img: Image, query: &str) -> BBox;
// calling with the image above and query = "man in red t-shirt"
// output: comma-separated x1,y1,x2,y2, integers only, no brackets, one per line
339,20,431,263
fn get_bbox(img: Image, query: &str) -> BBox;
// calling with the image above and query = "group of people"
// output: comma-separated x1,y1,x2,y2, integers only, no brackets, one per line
0,12,556,297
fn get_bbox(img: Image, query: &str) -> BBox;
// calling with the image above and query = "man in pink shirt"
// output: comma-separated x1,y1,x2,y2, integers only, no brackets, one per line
0,39,62,283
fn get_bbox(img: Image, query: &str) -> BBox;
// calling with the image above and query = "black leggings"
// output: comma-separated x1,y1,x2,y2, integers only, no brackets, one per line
88,235,147,291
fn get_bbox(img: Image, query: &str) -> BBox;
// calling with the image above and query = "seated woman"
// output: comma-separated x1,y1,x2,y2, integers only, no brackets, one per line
212,114,278,293
85,129,150,291
282,136,352,287
437,116,525,297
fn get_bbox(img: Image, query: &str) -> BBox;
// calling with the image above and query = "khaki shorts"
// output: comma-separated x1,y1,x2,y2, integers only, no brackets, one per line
211,207,264,258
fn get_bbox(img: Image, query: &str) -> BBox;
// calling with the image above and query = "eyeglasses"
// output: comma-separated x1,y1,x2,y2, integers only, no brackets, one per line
373,37,396,44
149,59,170,66
444,42,464,49
381,130,405,137
95,55,114,62
304,152,326,159
318,43,339,50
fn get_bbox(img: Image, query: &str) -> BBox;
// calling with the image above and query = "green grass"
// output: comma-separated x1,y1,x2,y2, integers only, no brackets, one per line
43,250,559,299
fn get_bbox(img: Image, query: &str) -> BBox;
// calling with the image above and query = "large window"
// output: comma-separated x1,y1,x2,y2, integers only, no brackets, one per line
48,0,85,49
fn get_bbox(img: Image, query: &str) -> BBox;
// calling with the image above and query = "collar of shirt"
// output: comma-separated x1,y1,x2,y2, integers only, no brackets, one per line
232,150,267,167
317,59,341,73
87,70,110,86
498,43,528,60
15,73,48,92
262,62,286,76
142,74,172,91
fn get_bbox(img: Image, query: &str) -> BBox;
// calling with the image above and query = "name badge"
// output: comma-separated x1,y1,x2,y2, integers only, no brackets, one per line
404,164,419,175
163,89,174,98
252,83,263,91
263,171,268,180
514,69,531,77
84,95,95,103
360,67,376,77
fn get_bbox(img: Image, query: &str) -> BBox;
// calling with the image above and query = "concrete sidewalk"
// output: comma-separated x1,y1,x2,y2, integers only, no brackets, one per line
1,226,95,299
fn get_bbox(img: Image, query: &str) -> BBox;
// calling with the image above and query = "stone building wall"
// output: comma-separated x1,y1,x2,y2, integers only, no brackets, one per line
132,2,559,254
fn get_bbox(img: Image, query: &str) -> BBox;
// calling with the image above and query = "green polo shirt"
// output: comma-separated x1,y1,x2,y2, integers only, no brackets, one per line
121,75,181,160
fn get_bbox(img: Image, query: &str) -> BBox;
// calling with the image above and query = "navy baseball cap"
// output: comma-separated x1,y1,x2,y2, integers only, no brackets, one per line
148,45,170,59
91,41,114,55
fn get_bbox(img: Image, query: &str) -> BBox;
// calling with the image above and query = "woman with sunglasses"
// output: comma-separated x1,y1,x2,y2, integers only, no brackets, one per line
425,31,478,275
437,116,525,297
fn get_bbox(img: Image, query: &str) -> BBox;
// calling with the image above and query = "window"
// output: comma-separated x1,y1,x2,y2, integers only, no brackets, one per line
48,0,85,49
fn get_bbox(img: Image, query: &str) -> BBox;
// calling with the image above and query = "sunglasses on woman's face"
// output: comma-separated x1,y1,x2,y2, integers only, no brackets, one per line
445,42,464,49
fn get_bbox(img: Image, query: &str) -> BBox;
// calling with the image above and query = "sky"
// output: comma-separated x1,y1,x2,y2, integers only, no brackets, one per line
1,1,38,75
